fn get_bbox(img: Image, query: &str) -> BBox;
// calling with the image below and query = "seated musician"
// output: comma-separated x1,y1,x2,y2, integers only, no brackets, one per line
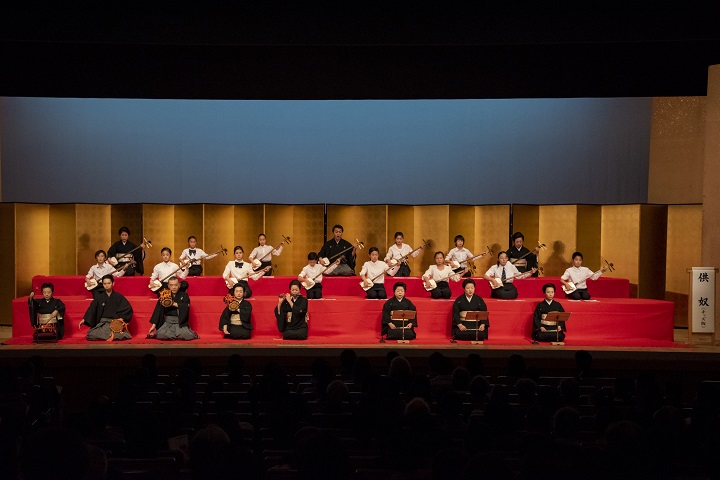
484,251,535,300
249,233,283,276
150,248,189,293
506,232,539,277
452,279,489,341
360,247,388,299
382,282,417,341
222,246,267,298
148,277,197,341
107,226,144,276
219,283,253,339
423,251,462,299
560,251,608,300
532,283,566,344
80,275,133,341
28,282,66,340
384,232,420,277
85,250,125,298
318,224,356,276
446,234,474,277
179,235,218,277
275,280,309,340
299,252,339,299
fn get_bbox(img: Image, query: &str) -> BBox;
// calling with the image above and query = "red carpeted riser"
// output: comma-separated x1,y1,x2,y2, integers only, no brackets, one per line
30,275,630,299
12,295,674,346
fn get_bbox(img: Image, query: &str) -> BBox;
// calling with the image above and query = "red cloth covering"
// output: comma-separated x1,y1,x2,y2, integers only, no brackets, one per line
11,295,674,347
31,275,630,299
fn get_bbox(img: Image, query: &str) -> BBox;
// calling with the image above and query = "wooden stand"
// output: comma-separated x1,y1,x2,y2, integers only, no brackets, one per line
545,311,571,345
460,310,489,345
390,310,416,343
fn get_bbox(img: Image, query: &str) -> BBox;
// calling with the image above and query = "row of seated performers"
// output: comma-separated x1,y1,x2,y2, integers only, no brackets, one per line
95,225,539,280
29,277,568,344
85,241,606,302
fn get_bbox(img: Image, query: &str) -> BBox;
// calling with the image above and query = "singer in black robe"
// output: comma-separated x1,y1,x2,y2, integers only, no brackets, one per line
382,283,417,341
219,299,253,340
28,290,66,340
532,298,566,343
452,292,489,341
149,290,197,340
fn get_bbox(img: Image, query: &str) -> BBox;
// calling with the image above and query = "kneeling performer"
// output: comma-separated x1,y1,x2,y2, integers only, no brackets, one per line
219,283,253,340
452,278,489,341
80,275,133,341
148,277,197,341
532,283,566,343
275,280,309,340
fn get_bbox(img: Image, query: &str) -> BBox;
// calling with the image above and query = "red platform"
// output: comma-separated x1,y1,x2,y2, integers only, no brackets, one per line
30,275,630,299
11,294,675,347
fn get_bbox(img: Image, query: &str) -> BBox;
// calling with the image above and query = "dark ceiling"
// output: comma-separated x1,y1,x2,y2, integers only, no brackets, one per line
2,2,719,99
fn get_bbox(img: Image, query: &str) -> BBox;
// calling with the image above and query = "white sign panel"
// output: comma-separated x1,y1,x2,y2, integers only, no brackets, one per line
691,267,715,333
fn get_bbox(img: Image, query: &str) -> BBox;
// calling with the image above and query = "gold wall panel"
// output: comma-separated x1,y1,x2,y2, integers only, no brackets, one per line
16,204,49,296
387,205,415,247
264,205,294,277
0,204,15,322
143,205,176,266
49,204,76,275
449,205,475,252
511,205,539,253
475,205,510,274
539,205,577,277
76,204,111,276
256,207,294,277
328,205,387,268
110,204,143,249
414,205,449,274
233,205,264,261
602,205,639,285
203,205,235,276
639,205,668,299
266,205,324,278
666,205,702,294
576,205,602,268
173,204,204,260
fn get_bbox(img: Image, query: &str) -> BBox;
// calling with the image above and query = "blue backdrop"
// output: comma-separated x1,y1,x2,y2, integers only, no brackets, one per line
0,97,651,204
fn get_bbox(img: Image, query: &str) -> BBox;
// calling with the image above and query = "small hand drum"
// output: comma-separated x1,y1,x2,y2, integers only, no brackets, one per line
159,288,173,307
224,294,240,311
108,318,127,342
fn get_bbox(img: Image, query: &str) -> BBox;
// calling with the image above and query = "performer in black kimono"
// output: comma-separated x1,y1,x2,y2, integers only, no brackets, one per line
318,224,356,276
107,226,145,276
382,282,417,341
532,283,566,343
506,232,539,277
28,282,66,340
148,277,197,341
80,275,133,341
275,280,309,340
452,279,489,341
219,283,253,339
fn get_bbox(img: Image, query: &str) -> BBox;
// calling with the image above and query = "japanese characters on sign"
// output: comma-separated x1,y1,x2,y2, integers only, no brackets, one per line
691,267,715,333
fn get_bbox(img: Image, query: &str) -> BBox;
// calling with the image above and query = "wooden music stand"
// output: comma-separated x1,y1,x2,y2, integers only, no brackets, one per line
390,310,416,343
544,311,571,345
461,310,489,345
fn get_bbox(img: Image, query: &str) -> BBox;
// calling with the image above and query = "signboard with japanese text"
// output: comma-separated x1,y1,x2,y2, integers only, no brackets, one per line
691,267,715,333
